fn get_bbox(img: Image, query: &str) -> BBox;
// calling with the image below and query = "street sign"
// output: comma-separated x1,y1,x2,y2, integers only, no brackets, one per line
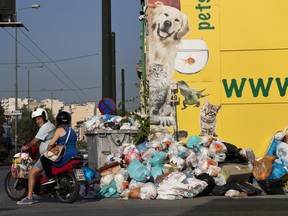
10,110,22,116
98,98,116,115
10,110,22,119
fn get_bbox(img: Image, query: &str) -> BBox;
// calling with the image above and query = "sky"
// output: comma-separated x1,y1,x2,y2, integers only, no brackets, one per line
0,0,142,111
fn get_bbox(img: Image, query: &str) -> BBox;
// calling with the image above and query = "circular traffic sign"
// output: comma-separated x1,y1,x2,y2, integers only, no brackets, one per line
98,98,116,115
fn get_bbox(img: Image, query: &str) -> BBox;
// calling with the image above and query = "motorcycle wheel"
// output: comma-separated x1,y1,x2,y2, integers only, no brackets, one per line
55,172,80,203
4,171,28,201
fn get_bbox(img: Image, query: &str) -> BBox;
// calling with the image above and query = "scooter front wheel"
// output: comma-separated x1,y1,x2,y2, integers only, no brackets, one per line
4,171,28,201
55,172,80,203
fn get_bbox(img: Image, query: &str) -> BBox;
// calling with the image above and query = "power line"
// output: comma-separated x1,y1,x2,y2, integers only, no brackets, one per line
0,86,102,93
3,28,81,99
19,28,91,102
3,28,89,103
0,53,101,65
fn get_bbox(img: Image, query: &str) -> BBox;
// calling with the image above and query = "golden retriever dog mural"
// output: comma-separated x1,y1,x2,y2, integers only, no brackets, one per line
148,3,190,126
149,3,189,79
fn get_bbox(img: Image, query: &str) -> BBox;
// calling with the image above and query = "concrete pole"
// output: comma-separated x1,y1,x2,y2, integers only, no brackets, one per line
121,69,125,116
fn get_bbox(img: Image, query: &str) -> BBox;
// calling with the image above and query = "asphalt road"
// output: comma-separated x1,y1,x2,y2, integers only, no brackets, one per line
1,166,288,216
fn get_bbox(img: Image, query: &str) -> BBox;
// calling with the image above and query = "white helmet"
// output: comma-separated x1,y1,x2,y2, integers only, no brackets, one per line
32,108,48,122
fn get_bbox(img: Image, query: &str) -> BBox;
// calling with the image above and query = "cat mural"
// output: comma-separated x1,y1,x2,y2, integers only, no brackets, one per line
149,63,175,126
199,99,221,137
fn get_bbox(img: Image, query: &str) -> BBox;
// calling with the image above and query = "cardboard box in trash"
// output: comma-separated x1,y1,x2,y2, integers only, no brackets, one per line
220,163,252,183
98,162,121,176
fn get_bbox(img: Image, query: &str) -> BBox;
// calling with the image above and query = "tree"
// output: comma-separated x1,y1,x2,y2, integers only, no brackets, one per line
0,104,10,164
0,104,4,146
10,107,56,145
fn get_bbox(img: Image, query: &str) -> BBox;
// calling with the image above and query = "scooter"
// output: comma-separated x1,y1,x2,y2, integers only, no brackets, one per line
5,148,85,203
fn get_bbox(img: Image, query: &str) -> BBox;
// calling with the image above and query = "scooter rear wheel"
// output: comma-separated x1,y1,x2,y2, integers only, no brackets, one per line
55,172,80,203
4,171,28,201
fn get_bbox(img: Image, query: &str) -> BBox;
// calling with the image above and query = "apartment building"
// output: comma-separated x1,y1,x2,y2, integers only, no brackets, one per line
41,98,65,117
63,102,98,140
1,97,98,141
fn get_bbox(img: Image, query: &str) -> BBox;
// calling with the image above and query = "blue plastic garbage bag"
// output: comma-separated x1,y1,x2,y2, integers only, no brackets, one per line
127,159,151,182
150,151,166,167
97,181,119,198
82,166,97,182
137,141,148,155
103,114,116,122
186,135,202,154
151,165,163,180
268,161,288,180
266,138,281,156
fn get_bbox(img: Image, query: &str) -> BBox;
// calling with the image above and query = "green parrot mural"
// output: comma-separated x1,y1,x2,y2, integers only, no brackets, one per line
178,80,209,109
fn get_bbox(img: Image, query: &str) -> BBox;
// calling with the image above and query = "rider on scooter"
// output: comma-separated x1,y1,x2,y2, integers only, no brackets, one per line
17,108,56,205
40,111,80,185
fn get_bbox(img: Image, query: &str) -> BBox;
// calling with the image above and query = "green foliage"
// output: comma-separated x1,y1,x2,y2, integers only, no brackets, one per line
10,107,55,145
116,80,150,145
131,112,150,144
10,106,38,144
117,96,140,115
0,103,16,164
77,140,87,150
0,104,4,146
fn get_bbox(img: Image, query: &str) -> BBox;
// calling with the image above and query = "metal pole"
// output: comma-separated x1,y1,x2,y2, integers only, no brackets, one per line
102,0,112,98
121,69,125,116
14,17,18,154
27,68,30,110
111,32,116,102
12,3,41,153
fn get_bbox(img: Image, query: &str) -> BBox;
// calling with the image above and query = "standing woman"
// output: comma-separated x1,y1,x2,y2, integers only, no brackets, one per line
41,111,79,184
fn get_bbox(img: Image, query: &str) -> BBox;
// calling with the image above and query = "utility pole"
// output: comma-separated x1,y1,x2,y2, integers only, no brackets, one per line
102,0,116,102
102,0,112,98
111,32,116,102
121,69,125,116
0,1,40,152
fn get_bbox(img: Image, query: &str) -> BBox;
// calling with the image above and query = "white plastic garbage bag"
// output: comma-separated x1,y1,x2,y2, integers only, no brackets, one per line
83,115,104,131
100,174,114,188
156,171,208,200
140,182,157,200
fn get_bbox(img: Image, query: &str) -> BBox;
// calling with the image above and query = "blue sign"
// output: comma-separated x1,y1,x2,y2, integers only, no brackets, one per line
98,98,116,114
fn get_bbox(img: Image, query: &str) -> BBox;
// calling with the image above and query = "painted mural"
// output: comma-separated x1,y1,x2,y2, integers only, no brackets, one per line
146,0,288,157
147,0,214,136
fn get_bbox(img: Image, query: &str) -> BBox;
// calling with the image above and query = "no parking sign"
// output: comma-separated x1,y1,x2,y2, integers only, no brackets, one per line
98,98,116,115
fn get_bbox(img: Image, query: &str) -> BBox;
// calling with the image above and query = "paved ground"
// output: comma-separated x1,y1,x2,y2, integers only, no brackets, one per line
1,166,288,216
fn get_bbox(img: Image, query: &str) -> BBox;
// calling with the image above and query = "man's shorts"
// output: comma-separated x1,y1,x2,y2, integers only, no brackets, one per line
34,158,43,170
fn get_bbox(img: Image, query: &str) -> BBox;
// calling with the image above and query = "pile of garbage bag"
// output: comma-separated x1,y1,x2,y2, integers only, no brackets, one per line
83,114,141,131
252,127,288,195
79,125,288,200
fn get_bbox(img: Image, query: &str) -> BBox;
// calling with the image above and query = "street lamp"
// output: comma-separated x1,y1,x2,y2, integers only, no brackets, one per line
14,3,41,153
15,4,41,110
17,64,44,110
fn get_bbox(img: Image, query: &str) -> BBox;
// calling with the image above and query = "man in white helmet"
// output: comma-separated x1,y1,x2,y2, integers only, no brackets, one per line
17,108,56,205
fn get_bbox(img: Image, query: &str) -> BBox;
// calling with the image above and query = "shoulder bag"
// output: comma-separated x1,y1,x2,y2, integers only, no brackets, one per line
44,127,71,162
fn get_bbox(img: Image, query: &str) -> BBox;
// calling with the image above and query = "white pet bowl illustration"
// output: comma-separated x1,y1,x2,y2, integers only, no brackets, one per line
175,39,209,74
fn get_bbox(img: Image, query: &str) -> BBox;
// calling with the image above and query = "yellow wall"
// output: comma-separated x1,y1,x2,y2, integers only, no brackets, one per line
174,0,288,157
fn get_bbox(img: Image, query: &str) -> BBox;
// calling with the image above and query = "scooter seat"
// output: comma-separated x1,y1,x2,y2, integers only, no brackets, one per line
51,159,83,176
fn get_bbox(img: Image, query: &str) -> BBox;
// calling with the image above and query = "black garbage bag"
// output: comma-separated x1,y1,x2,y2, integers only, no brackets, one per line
257,179,285,195
212,182,263,196
220,142,248,164
195,173,216,197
